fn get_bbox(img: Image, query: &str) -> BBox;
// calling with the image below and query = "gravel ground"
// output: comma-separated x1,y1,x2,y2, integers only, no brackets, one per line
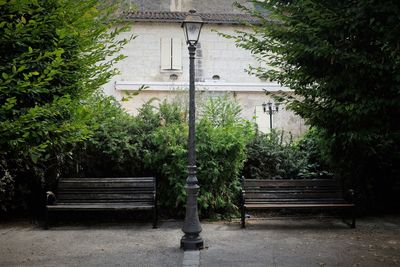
0,221,183,267
0,216,399,267
201,216,400,267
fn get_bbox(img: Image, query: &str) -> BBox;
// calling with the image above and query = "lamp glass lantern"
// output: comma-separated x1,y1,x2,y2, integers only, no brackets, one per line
261,100,280,131
262,101,280,113
182,10,204,46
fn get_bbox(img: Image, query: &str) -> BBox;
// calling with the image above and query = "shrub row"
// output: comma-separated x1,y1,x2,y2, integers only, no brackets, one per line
2,92,337,217
63,95,254,218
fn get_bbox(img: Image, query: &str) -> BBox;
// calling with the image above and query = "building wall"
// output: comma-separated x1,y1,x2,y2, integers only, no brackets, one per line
103,23,259,88
102,22,307,137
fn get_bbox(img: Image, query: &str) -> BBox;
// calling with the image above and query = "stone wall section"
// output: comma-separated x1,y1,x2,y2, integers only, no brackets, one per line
102,22,307,137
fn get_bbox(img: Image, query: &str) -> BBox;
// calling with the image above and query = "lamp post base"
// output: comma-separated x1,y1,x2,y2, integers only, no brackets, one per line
181,182,203,251
180,234,204,250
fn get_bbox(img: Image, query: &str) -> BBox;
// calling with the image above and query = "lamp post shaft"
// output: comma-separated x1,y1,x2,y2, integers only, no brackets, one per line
188,45,196,172
269,106,273,131
181,44,203,250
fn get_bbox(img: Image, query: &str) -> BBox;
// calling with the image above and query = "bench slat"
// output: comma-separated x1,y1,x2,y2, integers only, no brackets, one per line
58,191,154,195
57,194,154,198
244,179,340,188
57,196,153,200
245,192,343,199
246,199,347,203
60,177,155,182
56,202,154,205
59,183,154,189
245,203,354,208
245,188,342,193
47,204,154,210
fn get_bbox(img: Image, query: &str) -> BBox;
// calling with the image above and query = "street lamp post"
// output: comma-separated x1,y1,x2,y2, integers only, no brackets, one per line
180,10,204,251
262,101,279,131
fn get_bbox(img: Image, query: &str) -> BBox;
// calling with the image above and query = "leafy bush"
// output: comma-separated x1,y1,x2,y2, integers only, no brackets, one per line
243,129,333,180
243,130,302,180
200,94,242,127
196,118,252,217
146,115,188,216
65,96,254,218
64,95,150,178
145,97,254,218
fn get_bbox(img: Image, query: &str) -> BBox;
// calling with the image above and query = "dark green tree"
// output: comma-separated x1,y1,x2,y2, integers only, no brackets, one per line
231,0,400,209
0,0,130,210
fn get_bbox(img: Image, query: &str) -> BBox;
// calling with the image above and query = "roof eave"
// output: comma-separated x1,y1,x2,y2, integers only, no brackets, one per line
125,18,259,25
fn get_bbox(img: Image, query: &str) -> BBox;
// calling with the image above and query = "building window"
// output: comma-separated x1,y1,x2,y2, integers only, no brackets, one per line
160,38,182,71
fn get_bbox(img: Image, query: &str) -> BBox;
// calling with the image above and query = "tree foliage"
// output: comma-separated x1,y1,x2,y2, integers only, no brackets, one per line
232,0,400,208
0,0,130,210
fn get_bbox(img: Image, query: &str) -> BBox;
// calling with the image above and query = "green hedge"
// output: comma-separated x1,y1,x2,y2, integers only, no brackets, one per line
65,96,254,218
242,128,333,181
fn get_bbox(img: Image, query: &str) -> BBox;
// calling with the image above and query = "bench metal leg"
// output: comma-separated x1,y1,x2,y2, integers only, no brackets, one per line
351,207,356,229
44,208,49,230
153,207,158,229
343,207,356,228
241,205,246,228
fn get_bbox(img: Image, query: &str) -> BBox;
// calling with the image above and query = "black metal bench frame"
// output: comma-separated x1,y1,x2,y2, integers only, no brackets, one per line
240,177,355,228
45,177,157,229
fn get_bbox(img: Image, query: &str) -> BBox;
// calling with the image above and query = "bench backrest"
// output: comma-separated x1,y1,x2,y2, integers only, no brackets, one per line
243,179,345,204
56,177,156,205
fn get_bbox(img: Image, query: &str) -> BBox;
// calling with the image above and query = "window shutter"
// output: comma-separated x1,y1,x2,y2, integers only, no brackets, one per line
160,38,172,70
171,38,182,70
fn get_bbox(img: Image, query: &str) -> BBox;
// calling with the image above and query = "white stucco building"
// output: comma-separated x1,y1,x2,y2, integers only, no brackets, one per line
103,0,306,136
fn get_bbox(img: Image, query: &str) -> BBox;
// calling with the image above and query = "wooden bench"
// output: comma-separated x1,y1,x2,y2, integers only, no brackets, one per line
240,177,355,228
45,177,157,228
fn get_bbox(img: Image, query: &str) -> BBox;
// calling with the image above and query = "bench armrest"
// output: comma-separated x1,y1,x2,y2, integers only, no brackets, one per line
46,191,57,205
153,177,157,206
240,176,246,205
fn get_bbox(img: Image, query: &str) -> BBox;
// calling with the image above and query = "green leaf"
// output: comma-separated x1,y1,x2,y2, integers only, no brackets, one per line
2,97,17,110
31,153,39,164
2,72,9,79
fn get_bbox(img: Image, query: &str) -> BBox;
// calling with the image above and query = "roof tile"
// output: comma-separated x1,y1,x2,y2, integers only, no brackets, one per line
125,11,259,25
